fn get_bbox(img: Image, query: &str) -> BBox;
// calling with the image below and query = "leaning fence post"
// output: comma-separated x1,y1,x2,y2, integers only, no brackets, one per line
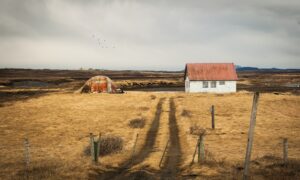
283,138,288,166
90,133,95,163
191,137,199,165
159,139,170,167
24,138,30,179
211,105,215,129
24,138,30,166
243,92,260,180
131,133,139,162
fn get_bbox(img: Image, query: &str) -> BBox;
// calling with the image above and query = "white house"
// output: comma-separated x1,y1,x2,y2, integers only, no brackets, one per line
184,63,238,93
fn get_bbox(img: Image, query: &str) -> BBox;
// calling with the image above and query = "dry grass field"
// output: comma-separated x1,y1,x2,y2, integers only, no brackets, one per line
0,90,299,179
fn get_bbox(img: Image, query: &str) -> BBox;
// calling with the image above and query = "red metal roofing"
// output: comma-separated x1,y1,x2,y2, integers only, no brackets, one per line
185,63,238,81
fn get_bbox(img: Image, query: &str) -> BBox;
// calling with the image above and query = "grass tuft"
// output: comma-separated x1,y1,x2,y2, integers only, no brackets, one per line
128,118,145,128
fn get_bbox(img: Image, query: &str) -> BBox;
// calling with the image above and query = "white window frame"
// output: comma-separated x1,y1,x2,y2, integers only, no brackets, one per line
203,81,208,88
211,81,217,88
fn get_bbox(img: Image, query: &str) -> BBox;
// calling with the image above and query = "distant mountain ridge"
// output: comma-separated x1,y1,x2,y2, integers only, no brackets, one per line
235,65,299,71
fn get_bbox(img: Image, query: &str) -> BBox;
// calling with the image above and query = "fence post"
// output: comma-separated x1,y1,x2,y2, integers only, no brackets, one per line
96,133,101,164
131,133,139,162
90,133,95,163
211,105,215,129
199,134,205,163
159,139,169,167
243,92,260,180
197,135,201,163
191,137,199,165
283,138,288,166
24,138,30,179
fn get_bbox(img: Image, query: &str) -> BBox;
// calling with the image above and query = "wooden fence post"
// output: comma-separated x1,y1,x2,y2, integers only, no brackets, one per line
211,105,215,129
283,138,288,166
24,138,30,166
24,138,30,179
131,133,139,161
159,139,170,167
199,134,205,163
96,133,101,163
243,92,260,180
191,137,200,165
90,133,95,163
197,135,201,163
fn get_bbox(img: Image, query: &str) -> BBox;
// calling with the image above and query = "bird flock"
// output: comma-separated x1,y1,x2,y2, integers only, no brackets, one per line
92,34,116,49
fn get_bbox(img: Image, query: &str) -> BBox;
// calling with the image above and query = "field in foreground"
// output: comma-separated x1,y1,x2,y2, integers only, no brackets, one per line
0,91,299,179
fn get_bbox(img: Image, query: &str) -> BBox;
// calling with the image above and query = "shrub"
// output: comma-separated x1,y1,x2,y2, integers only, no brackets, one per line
129,118,145,128
139,107,149,111
84,135,123,156
190,125,206,135
150,95,156,100
181,109,192,117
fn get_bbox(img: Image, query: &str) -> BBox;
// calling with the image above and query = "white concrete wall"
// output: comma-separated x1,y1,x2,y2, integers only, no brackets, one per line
185,77,190,92
185,80,236,93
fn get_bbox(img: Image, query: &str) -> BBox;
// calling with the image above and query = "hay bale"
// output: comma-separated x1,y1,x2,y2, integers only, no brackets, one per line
129,118,145,128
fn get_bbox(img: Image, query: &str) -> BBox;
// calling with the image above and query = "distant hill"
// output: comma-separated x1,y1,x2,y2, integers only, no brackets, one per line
235,65,299,72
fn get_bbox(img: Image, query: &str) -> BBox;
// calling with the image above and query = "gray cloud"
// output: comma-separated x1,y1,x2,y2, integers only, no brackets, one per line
0,0,299,70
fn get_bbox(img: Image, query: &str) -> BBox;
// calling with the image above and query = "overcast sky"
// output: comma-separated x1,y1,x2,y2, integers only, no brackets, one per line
0,0,299,70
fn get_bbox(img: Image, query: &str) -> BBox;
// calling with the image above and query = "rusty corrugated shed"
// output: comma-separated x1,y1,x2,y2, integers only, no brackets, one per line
185,63,238,81
80,76,117,93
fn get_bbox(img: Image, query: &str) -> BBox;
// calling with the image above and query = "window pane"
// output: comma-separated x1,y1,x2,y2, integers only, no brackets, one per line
203,81,208,88
211,81,216,88
219,81,225,85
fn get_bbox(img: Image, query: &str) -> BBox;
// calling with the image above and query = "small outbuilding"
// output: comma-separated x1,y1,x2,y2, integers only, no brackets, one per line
184,63,238,93
77,76,121,93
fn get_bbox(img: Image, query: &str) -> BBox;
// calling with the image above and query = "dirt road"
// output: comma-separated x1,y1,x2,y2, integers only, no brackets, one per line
92,98,165,179
160,97,182,179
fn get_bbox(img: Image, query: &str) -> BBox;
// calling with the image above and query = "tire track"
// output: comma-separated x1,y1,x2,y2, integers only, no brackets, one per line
92,97,165,180
160,97,182,179
125,97,166,167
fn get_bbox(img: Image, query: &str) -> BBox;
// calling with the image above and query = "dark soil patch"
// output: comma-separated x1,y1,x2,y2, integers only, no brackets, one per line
0,90,54,107
13,80,52,87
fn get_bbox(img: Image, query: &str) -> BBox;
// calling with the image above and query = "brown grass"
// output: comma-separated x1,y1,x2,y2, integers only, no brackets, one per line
0,91,299,179
128,118,146,128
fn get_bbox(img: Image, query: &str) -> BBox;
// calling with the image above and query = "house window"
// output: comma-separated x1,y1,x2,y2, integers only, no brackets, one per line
203,81,208,88
219,81,225,85
211,81,217,88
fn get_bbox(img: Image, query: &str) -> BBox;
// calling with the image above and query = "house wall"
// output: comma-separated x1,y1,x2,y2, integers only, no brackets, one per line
185,77,190,92
185,80,236,93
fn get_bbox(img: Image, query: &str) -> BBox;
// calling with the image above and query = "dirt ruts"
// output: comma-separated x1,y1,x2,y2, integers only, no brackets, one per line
126,97,166,167
91,98,165,180
160,97,182,179
90,97,182,180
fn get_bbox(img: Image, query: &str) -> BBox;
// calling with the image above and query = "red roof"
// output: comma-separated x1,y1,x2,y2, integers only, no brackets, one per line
185,63,238,81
